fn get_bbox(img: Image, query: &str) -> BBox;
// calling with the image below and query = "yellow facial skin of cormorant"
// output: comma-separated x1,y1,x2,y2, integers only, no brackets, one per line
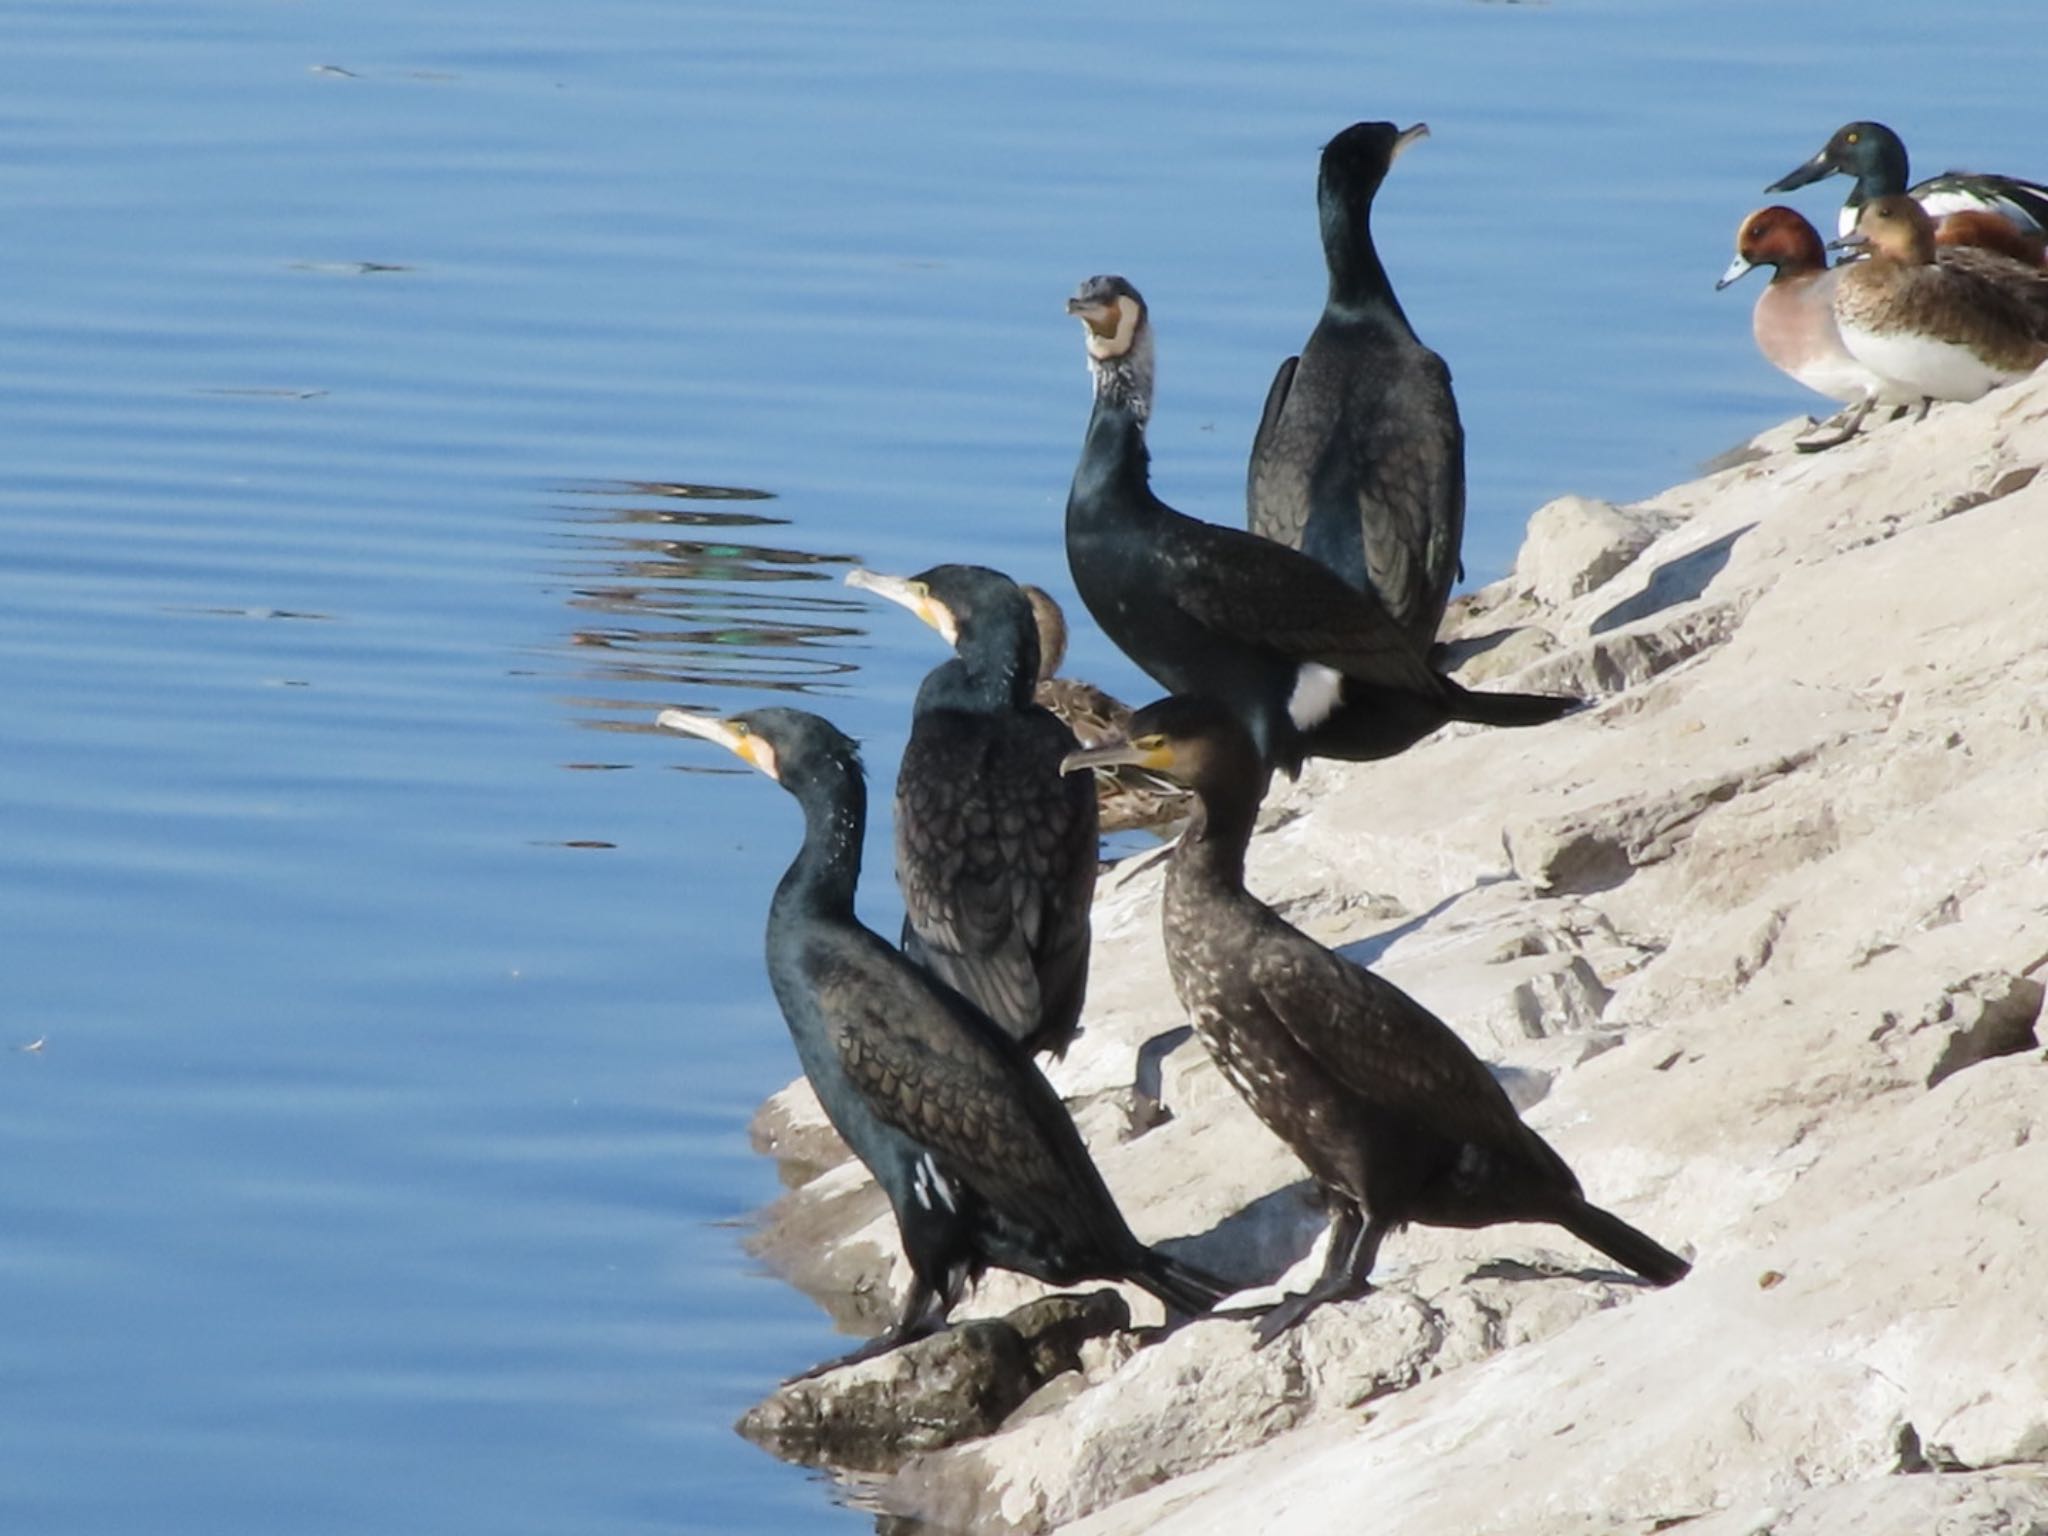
655,708,781,781
1059,734,1177,779
844,568,958,646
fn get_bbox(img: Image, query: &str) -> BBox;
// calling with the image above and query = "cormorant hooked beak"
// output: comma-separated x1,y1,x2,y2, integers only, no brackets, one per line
845,568,957,645
655,707,781,780
1061,737,1177,778
1715,253,1756,291
1392,122,1430,161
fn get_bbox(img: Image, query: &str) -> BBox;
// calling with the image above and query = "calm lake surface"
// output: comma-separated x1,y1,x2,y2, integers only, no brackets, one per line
3,3,2037,1531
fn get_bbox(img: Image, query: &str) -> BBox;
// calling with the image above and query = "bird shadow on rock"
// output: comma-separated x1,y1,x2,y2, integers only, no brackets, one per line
1332,873,1517,972
1166,1179,1327,1293
1465,1255,1671,1290
1590,525,1754,635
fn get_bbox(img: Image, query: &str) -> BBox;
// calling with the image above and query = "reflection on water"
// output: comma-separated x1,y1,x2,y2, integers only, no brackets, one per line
550,481,866,740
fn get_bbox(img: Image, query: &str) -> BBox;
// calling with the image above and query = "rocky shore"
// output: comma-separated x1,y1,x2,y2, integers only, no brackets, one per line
740,374,2048,1535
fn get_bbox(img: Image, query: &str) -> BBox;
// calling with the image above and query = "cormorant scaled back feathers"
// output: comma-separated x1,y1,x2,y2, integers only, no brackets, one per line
846,563,1099,1059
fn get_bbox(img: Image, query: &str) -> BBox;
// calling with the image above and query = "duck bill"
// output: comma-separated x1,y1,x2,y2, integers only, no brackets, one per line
1825,230,1869,256
1765,147,1834,194
1392,122,1431,162
1715,253,1757,291
655,708,777,777
1061,741,1173,778
845,568,956,645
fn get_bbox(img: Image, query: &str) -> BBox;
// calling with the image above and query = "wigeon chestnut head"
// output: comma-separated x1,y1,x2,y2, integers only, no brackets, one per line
1934,210,2047,268
1718,206,1894,416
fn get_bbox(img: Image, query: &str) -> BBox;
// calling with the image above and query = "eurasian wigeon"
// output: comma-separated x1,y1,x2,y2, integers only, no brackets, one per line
1831,195,2048,413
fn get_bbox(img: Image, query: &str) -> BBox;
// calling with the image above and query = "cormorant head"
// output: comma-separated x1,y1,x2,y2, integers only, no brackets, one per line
846,564,1041,693
1019,584,1068,684
1059,694,1261,801
1319,120,1429,205
1767,120,1906,194
1717,205,1828,290
1066,274,1148,362
1832,194,1935,265
654,704,863,795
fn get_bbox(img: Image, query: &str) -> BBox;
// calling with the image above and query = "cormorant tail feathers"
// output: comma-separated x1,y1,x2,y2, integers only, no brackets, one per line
1136,1247,1235,1317
1556,1198,1691,1287
1442,679,1586,729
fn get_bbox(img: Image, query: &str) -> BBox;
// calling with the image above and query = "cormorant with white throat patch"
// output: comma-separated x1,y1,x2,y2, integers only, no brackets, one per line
657,704,1227,1375
846,563,1097,1059
1064,273,1578,782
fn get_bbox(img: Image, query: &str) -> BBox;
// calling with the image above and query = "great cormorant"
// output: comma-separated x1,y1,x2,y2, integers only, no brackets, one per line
845,564,1097,1059
1247,122,1465,650
1063,273,1578,781
1064,695,1691,1343
657,704,1228,1372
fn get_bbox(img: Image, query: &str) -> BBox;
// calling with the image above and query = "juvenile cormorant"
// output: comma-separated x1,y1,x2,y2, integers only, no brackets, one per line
1064,695,1691,1342
1247,122,1465,651
1064,273,1579,781
1767,120,2048,241
657,704,1227,1371
1021,583,1192,835
845,564,1098,1059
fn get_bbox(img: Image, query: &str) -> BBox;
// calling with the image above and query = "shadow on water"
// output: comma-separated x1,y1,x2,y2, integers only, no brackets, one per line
546,481,867,751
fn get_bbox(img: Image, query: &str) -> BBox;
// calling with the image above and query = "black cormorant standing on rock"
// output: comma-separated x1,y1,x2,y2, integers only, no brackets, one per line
1021,583,1192,835
1063,273,1578,781
657,704,1228,1373
1063,695,1691,1343
845,564,1097,1059
1248,121,1465,652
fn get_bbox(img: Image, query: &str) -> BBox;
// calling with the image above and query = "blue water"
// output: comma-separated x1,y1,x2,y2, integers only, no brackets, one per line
4,2,2039,1531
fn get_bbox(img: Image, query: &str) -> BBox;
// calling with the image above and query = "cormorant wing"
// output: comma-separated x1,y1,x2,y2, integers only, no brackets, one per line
895,714,1095,1051
1304,346,1465,644
825,935,1124,1245
1245,925,1541,1157
1165,522,1446,693
1246,354,1301,539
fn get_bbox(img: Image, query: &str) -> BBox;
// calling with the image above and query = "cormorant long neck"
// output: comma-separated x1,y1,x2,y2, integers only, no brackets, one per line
1320,181,1405,321
916,643,1033,715
1071,338,1158,520
770,758,866,924
1176,773,1259,894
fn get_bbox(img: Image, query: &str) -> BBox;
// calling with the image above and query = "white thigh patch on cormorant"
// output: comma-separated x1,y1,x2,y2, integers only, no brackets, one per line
912,1153,958,1214
1288,663,1345,730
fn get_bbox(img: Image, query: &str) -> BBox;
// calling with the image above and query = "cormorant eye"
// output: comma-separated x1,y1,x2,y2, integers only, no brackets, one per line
1134,734,1166,752
1845,131,1859,145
